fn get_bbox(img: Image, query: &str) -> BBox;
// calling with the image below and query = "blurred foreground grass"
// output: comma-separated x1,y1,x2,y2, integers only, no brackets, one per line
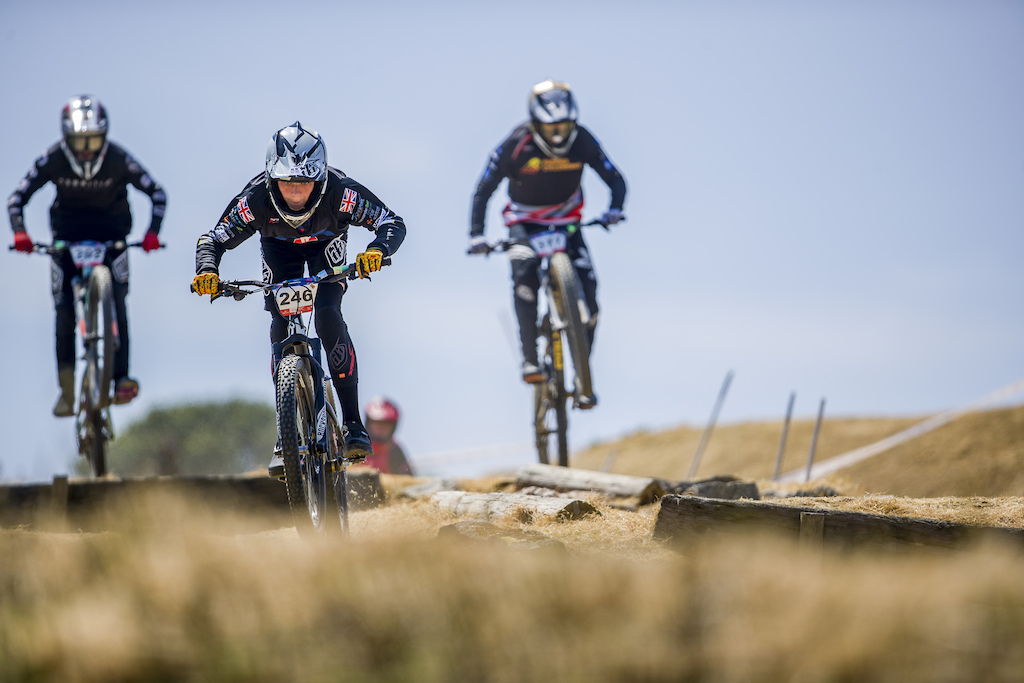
2,490,1024,682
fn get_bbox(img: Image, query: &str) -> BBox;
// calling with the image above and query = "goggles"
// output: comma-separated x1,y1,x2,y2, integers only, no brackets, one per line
67,134,105,153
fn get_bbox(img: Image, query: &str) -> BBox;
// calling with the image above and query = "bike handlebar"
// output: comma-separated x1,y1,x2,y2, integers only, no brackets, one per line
206,258,392,302
8,239,167,254
468,216,624,256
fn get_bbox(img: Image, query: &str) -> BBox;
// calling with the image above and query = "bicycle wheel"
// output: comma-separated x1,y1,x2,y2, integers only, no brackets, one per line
85,266,117,410
276,354,329,537
549,252,593,403
534,321,570,466
79,404,108,477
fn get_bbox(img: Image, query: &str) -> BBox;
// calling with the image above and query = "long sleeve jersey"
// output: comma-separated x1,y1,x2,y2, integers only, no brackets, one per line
8,141,166,241
470,123,626,236
196,167,406,274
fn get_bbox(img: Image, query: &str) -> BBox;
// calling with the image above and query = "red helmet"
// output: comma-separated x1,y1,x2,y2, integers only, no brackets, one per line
365,396,400,424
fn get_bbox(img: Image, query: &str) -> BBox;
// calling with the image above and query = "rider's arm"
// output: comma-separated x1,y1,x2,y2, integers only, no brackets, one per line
577,126,627,211
123,150,168,237
195,190,260,274
470,131,517,238
8,148,55,236
339,179,406,256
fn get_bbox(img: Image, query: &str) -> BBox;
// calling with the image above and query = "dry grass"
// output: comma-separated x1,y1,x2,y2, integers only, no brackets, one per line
572,405,1024,497
3,489,1024,682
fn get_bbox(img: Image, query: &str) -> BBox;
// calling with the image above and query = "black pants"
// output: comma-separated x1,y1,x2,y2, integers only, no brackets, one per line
260,236,360,419
52,246,131,379
508,224,598,364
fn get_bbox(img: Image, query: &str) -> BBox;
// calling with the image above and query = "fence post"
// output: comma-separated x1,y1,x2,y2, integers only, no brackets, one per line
772,392,796,481
804,398,826,482
686,370,734,480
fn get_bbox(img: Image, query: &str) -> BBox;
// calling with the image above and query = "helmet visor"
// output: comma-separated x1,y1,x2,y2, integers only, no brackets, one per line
538,121,576,146
67,133,105,153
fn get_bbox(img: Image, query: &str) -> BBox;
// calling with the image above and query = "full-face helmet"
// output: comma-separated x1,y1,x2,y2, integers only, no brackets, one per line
365,396,400,442
60,94,109,180
528,80,579,157
265,121,328,228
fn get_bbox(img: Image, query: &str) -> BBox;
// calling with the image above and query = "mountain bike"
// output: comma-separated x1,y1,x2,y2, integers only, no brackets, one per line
478,219,612,466
10,239,159,477
207,260,388,537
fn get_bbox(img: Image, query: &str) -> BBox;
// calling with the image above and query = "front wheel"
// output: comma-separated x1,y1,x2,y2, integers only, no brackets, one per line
85,266,117,410
548,252,592,405
78,405,109,477
276,354,329,538
534,322,569,467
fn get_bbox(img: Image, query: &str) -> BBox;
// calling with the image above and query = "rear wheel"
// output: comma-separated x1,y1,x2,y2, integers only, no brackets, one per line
549,252,592,404
85,266,117,410
276,354,329,537
325,409,349,535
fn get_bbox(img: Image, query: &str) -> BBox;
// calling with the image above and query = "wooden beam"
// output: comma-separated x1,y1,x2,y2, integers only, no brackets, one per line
431,491,599,523
516,464,664,505
653,494,1024,550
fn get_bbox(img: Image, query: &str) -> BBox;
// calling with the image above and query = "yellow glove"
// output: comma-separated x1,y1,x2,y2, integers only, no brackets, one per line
191,272,220,296
356,248,383,279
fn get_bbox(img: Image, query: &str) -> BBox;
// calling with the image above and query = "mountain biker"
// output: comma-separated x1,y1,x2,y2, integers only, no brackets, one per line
192,121,406,474
8,94,167,416
363,396,414,475
468,80,626,408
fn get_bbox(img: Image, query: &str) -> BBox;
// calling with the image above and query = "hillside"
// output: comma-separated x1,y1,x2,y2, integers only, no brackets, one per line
571,404,1024,497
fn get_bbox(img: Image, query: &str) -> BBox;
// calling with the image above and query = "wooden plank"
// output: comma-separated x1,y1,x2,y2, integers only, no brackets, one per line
431,491,599,523
653,494,1024,550
516,464,664,505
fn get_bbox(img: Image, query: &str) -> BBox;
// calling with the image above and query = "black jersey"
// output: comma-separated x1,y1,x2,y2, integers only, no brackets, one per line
470,123,626,235
8,141,166,241
196,167,406,275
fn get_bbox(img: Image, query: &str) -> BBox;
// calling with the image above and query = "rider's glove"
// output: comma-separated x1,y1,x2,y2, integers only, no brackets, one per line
599,208,624,226
356,248,384,279
12,230,33,253
141,230,162,253
191,272,220,295
467,235,490,255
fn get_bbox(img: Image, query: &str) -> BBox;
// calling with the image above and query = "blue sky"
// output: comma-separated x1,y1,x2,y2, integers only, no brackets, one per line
1,0,1022,481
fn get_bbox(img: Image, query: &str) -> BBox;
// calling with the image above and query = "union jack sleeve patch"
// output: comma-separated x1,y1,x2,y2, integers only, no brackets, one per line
238,196,255,223
340,188,357,214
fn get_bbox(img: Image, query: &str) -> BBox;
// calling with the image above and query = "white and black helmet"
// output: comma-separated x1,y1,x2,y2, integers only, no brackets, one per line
60,94,109,180
265,121,329,228
528,80,579,157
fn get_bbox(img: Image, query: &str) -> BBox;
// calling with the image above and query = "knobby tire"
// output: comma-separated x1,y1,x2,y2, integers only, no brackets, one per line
548,252,592,402
534,323,570,467
276,354,329,537
86,266,116,410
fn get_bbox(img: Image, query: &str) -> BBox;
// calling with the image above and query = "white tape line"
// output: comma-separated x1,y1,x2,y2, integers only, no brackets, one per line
777,376,1024,483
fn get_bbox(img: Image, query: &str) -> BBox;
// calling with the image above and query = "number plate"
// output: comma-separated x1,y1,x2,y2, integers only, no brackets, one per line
69,241,106,269
273,279,319,317
528,230,567,257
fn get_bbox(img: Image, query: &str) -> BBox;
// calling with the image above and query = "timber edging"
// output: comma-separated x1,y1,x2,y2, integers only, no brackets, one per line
653,494,1024,550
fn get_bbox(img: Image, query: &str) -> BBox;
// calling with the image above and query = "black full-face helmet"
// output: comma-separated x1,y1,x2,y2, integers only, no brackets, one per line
265,121,329,228
60,94,109,180
528,80,579,157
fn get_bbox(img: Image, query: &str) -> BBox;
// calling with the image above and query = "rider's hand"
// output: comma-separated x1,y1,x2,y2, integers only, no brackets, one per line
467,235,490,255
141,230,162,253
12,230,33,253
599,208,624,226
356,248,384,279
191,272,220,295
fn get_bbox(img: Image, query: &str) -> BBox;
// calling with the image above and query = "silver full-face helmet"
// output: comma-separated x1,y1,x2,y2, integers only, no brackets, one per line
265,121,329,228
528,80,579,157
60,94,109,180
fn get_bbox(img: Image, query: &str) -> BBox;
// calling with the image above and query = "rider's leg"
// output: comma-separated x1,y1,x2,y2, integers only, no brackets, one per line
109,249,138,404
567,230,599,350
508,244,543,381
314,282,372,458
52,256,76,417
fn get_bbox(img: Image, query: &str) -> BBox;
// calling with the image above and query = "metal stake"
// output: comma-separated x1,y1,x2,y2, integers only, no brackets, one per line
804,398,826,482
686,370,734,480
772,392,796,481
